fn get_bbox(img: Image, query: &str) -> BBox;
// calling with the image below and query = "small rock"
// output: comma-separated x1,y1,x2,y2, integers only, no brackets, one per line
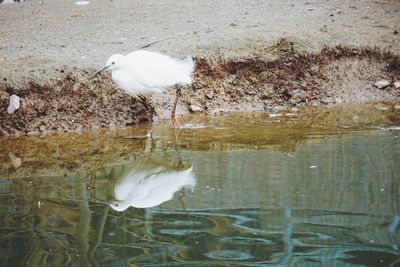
374,80,391,89
0,90,9,100
7,94,20,114
394,81,400,89
263,106,275,113
269,113,281,118
8,152,21,168
290,88,302,97
204,91,214,99
394,105,400,110
72,82,81,91
376,106,389,111
192,81,206,89
189,105,202,113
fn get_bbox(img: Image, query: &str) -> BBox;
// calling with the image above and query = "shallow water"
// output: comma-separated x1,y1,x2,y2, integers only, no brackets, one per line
0,103,400,266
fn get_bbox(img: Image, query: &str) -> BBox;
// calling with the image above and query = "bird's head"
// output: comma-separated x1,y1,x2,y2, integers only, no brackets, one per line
92,54,125,77
106,54,125,71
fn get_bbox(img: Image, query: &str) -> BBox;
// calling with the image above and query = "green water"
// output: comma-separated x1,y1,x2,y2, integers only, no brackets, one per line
0,103,399,266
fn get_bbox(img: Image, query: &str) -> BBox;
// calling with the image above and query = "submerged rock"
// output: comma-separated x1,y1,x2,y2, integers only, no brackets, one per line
374,80,391,89
8,152,21,168
7,94,20,114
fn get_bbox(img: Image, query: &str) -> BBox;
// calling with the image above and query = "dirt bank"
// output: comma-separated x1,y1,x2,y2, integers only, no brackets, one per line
0,44,399,136
172,44,400,113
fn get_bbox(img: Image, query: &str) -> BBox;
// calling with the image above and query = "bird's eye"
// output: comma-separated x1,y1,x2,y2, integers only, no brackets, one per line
112,61,115,65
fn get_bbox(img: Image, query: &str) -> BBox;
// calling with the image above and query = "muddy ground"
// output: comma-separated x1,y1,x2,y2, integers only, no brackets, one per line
0,0,399,136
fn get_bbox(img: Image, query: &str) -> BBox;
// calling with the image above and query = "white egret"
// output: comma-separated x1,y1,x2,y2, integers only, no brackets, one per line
93,50,195,128
109,159,196,211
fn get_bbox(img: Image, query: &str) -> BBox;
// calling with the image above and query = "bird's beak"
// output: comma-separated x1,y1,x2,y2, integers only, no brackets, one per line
92,64,111,77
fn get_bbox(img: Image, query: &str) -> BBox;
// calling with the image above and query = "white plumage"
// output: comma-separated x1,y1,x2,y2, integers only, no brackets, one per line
106,51,194,97
110,164,196,211
94,50,195,127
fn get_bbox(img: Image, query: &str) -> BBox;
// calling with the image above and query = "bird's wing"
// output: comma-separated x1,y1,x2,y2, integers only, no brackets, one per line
125,50,194,88
129,168,195,208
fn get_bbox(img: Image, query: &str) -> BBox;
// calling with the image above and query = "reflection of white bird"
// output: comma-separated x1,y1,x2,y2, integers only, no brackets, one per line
110,161,196,211
93,50,195,128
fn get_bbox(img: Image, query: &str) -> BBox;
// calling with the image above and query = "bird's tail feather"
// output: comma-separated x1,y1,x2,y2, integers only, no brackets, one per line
183,56,195,82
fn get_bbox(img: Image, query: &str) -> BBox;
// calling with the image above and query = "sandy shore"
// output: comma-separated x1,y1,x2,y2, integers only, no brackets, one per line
1,0,399,80
0,0,399,135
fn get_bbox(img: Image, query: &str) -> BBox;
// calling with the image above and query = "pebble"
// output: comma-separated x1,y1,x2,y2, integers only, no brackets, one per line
7,94,20,114
290,88,302,97
374,80,391,89
394,81,400,89
0,90,9,98
204,91,214,99
269,113,281,118
189,104,202,113
376,106,389,111
263,106,275,113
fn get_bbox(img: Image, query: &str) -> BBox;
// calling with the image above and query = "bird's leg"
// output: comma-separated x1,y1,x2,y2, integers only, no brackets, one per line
147,104,155,132
171,84,182,128
137,94,154,135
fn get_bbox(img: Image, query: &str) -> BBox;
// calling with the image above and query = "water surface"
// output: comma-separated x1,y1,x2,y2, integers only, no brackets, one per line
1,103,399,266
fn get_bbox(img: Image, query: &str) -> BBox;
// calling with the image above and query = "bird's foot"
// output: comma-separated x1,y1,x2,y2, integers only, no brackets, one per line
171,114,180,128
